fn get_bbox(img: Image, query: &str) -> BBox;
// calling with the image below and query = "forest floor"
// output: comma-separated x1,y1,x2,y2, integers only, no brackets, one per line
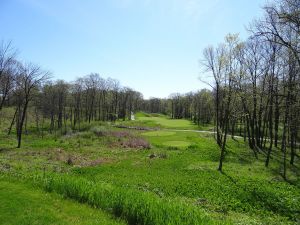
0,111,299,225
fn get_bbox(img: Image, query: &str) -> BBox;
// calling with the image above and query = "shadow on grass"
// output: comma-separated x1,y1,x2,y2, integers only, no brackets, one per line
222,171,300,221
0,147,16,153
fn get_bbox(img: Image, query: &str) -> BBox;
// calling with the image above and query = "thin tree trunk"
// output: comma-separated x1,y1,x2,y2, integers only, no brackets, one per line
8,107,18,135
17,100,29,148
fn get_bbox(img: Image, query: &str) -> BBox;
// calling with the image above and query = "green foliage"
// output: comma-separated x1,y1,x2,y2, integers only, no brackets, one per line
91,126,109,137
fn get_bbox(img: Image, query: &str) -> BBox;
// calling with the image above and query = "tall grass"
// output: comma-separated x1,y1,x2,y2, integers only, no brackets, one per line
27,173,222,225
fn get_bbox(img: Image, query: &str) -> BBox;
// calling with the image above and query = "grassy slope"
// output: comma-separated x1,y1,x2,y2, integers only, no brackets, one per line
136,112,199,129
119,112,213,131
73,131,299,224
0,179,125,225
0,110,299,224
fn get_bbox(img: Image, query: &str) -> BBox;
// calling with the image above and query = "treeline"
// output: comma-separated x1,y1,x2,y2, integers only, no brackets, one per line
39,75,143,129
142,89,214,126
0,43,143,147
202,0,300,177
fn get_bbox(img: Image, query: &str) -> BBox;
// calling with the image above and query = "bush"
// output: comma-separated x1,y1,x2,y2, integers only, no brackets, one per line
91,126,109,137
121,138,151,149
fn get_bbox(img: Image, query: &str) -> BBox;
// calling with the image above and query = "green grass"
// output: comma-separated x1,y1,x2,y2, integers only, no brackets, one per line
0,111,299,225
137,116,198,129
70,135,299,224
26,173,216,225
0,179,125,225
133,112,214,131
141,130,203,149
142,131,176,137
163,140,192,147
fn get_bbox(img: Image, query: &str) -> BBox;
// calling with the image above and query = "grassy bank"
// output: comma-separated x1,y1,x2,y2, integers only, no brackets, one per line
0,178,125,225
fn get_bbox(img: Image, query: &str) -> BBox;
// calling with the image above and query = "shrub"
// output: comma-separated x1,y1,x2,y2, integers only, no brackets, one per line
121,138,151,149
91,126,109,137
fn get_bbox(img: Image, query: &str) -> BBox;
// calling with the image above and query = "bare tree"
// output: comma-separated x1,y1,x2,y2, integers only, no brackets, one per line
15,63,50,148
202,34,240,172
0,41,17,111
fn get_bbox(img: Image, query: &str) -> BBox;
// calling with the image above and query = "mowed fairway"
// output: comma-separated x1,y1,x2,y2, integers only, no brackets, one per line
142,130,194,148
136,112,198,130
142,130,195,148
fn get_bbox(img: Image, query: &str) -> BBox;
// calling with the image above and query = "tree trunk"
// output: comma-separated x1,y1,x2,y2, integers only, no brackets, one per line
17,100,29,148
8,107,18,135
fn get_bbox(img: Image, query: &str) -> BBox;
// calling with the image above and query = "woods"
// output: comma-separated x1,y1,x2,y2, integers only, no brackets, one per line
0,0,299,179
201,0,300,176
0,44,143,147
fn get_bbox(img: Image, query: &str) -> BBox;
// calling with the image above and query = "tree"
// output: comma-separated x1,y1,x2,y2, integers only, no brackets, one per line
0,41,17,111
252,0,300,179
202,34,240,172
15,63,50,148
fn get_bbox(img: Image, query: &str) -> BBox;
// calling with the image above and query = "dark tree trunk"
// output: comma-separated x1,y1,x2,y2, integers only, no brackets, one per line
17,99,29,148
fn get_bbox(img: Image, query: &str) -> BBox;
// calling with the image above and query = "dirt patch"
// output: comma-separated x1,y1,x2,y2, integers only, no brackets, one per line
53,150,113,167
92,127,134,139
32,148,114,168
108,137,151,150
79,157,114,167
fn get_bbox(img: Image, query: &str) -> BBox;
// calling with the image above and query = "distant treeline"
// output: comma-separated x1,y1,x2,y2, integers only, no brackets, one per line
142,90,214,125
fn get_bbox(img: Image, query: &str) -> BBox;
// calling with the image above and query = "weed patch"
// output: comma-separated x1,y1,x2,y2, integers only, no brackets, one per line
120,138,151,149
25,174,216,225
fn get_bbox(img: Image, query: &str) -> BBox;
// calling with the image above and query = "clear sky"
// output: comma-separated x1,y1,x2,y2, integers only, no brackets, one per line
1,0,265,99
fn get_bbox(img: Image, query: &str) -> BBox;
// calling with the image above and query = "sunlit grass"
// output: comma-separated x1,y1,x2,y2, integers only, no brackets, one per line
0,179,125,225
135,112,198,129
163,140,192,147
142,131,176,137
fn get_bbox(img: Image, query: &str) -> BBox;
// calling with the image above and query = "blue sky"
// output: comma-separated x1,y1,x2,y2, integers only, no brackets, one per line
1,0,265,98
